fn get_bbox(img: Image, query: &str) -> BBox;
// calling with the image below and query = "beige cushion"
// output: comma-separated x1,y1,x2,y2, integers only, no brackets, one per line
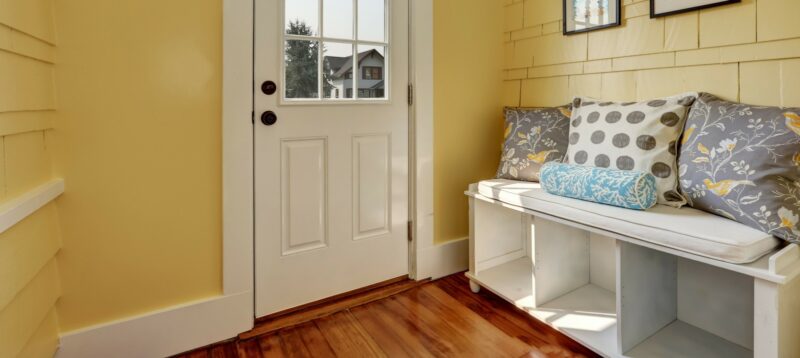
478,179,781,264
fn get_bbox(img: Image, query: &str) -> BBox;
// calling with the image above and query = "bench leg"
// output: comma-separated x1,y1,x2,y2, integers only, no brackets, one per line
468,194,480,294
469,280,481,293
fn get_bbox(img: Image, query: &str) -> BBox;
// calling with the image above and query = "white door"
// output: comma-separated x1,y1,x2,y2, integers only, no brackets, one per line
254,0,409,316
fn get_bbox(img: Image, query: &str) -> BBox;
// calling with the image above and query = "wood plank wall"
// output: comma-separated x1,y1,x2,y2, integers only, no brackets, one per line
503,0,800,108
0,0,62,356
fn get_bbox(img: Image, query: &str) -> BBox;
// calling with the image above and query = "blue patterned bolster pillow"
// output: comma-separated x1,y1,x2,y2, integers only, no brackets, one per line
540,162,658,210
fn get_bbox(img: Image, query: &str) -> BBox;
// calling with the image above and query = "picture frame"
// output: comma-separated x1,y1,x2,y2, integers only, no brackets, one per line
563,0,621,35
650,0,741,18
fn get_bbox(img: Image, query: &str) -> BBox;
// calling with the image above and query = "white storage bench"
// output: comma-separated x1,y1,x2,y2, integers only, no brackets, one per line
466,179,800,358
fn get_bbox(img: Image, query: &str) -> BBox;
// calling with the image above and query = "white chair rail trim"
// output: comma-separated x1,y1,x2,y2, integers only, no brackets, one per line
0,179,64,234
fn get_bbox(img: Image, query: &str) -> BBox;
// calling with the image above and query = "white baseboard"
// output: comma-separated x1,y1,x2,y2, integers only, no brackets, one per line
56,291,253,358
418,237,469,280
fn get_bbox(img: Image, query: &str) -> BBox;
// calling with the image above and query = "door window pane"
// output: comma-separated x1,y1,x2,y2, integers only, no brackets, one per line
285,40,319,99
285,0,318,36
323,42,354,99
356,45,386,99
323,0,353,39
358,0,385,42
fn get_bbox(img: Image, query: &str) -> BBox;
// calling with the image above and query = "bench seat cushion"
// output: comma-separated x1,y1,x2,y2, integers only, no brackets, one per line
478,179,781,264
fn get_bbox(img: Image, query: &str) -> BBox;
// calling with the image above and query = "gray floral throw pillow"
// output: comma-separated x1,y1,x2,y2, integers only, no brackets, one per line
496,106,571,182
679,93,800,244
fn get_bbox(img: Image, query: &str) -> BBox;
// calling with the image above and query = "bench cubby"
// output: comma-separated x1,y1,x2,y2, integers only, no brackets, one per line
618,243,752,357
529,220,618,354
466,184,800,358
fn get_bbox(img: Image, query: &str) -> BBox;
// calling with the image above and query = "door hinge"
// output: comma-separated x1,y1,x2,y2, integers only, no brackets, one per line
407,220,413,242
251,111,255,124
407,84,413,106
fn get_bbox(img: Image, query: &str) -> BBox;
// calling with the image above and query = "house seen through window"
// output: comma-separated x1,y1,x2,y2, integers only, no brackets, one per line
283,0,387,101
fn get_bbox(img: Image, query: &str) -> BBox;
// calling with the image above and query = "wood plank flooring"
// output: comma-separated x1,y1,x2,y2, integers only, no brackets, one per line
174,274,598,358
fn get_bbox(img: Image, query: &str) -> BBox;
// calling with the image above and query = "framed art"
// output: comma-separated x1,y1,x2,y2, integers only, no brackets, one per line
650,0,740,18
563,0,621,35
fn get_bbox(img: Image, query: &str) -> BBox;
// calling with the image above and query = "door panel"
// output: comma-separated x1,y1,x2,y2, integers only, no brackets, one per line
254,0,409,316
352,134,391,240
281,138,328,255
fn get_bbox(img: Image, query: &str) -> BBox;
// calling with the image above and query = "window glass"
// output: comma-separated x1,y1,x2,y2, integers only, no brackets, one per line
358,0,385,42
323,42,355,99
356,45,386,99
285,40,319,99
285,0,318,36
323,0,353,39
283,0,388,101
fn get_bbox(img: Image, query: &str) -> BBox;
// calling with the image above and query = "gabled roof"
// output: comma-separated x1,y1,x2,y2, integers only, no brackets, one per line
325,56,349,73
326,49,384,78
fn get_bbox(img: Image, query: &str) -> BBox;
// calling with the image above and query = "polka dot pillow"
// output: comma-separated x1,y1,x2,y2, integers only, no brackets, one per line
566,93,698,207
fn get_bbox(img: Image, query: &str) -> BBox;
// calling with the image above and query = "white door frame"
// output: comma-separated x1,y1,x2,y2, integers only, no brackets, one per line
222,0,256,297
222,0,435,295
222,0,443,299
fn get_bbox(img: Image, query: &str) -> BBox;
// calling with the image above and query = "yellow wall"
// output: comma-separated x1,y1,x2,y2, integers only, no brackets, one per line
434,0,507,244
504,0,800,108
0,0,62,355
52,0,223,331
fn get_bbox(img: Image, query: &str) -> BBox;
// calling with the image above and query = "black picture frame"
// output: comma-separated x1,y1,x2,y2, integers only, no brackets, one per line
563,0,622,35
650,0,741,18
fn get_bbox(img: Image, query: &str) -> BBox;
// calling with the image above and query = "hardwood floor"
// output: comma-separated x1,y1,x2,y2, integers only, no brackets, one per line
174,274,598,358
